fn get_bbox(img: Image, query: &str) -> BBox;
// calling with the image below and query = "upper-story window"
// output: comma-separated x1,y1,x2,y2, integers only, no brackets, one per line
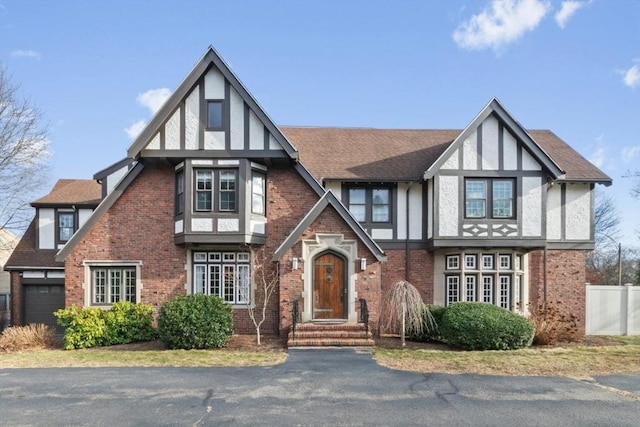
194,169,238,213
176,171,185,215
465,178,514,219
251,171,266,215
207,101,223,130
346,185,392,223
57,211,75,244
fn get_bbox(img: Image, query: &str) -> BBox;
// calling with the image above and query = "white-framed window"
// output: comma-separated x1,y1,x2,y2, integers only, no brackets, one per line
58,211,75,244
193,251,251,304
85,262,141,306
482,275,493,303
446,276,460,305
499,275,511,309
465,178,515,219
251,171,266,215
465,254,477,269
446,255,460,270
499,254,511,270
346,185,393,224
465,275,476,301
482,254,494,269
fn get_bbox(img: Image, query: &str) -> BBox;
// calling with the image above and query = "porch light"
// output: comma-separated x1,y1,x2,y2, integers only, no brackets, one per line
360,258,367,271
292,257,299,270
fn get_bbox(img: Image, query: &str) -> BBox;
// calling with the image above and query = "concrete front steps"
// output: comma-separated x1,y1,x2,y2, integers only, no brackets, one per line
287,322,375,348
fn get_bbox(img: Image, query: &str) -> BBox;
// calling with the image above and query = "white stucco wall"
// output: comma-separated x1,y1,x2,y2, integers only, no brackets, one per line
185,86,199,150
503,130,518,170
522,149,541,170
147,133,160,150
78,209,93,228
438,176,458,236
165,108,181,150
565,183,591,240
204,67,225,99
481,116,499,170
462,132,477,170
204,131,225,150
230,87,244,150
396,183,423,240
324,182,342,200
427,180,433,239
38,208,55,249
522,176,542,237
249,110,263,150
106,165,128,194
441,148,459,170
546,185,562,240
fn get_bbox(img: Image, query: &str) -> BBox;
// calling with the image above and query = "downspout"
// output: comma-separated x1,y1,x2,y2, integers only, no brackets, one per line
405,182,415,282
543,245,548,304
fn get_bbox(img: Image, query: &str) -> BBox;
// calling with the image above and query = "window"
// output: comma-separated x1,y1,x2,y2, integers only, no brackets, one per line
346,185,392,224
465,275,476,301
499,254,511,269
176,171,185,215
482,275,493,303
465,178,515,219
92,267,136,305
58,212,75,243
446,276,460,305
251,172,266,215
465,254,477,269
219,171,236,211
499,275,511,309
446,255,460,270
207,101,223,129
194,169,238,213
193,251,251,304
195,170,213,211
482,254,494,269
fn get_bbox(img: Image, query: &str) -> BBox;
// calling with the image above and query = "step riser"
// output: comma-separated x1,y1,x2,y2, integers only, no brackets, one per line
288,323,374,348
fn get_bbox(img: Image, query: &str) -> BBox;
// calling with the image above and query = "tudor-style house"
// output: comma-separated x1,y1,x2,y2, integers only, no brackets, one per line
5,47,610,344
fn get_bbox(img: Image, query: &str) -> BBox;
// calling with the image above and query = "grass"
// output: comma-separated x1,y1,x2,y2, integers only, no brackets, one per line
373,337,640,377
0,347,287,368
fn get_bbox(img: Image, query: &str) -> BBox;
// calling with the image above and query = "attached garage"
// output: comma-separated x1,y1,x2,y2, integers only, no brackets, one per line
23,284,65,330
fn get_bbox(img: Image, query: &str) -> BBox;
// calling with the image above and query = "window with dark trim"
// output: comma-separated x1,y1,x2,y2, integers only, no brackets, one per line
57,211,75,244
251,171,266,215
194,169,238,213
176,171,185,215
207,100,223,129
346,185,393,224
465,178,515,219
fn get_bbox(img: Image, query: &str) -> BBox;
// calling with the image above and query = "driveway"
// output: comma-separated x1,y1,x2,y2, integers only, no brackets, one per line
1,348,638,426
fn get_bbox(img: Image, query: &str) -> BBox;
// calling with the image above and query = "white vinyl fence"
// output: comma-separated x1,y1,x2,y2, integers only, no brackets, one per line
586,285,640,335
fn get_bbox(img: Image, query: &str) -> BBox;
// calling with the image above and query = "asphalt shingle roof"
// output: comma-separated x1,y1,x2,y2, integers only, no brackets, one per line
4,220,62,270
31,179,102,207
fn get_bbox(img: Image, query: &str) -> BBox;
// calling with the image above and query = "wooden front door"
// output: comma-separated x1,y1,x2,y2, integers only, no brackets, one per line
313,252,346,319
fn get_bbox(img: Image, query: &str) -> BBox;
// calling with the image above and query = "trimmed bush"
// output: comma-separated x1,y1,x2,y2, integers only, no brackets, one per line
103,302,158,345
408,305,446,342
157,294,233,349
55,303,158,350
440,302,534,350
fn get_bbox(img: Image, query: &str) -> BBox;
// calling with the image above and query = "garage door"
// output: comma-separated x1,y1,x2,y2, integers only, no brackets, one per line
23,285,65,330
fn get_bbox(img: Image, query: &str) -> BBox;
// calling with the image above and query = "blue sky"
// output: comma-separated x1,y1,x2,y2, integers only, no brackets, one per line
1,0,639,246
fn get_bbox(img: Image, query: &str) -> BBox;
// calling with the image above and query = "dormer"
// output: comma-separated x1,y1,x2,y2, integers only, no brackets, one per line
31,180,101,250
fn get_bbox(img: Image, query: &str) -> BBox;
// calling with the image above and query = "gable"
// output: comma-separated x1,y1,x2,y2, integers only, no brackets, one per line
426,98,564,180
127,47,298,161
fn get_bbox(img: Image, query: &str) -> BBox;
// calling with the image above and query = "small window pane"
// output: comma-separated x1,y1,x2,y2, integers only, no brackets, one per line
446,276,460,305
194,252,207,262
465,275,476,301
482,255,494,269
446,255,459,270
219,171,236,211
482,275,493,303
499,255,511,270
194,265,206,294
348,189,366,221
349,188,366,204
59,212,74,242
465,255,477,269
371,189,390,222
252,173,265,215
207,101,223,128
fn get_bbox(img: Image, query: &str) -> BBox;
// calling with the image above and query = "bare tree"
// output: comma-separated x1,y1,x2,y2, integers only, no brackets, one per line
243,247,279,345
593,189,620,248
623,170,640,200
380,280,434,347
0,68,50,236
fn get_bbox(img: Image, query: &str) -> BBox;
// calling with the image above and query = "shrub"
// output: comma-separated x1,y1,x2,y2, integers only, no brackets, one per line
408,305,446,342
103,301,158,345
0,324,57,352
440,302,534,350
55,303,158,350
158,294,233,349
529,301,581,345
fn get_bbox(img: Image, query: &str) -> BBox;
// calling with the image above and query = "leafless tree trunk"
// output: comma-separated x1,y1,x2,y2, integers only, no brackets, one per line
380,280,433,347
0,68,50,236
244,247,279,345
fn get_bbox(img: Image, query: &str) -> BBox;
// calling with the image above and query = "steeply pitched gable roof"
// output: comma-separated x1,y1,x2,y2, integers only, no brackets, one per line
31,179,102,207
272,191,386,262
282,98,610,185
127,46,298,160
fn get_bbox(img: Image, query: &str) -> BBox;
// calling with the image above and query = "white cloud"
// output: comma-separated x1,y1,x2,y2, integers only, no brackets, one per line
590,137,606,168
452,0,550,51
125,120,147,140
621,146,640,164
10,50,42,60
136,88,171,114
555,1,587,29
622,63,640,88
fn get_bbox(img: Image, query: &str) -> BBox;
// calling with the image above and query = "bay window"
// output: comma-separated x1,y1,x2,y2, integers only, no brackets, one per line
193,251,251,304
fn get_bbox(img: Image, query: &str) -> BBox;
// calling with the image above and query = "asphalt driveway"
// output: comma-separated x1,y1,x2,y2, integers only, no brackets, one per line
1,348,638,426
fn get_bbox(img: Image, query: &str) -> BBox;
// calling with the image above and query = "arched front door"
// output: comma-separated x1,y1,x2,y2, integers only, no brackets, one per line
313,252,347,320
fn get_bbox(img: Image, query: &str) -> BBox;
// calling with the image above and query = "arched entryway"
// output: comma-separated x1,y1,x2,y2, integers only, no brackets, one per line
312,251,347,320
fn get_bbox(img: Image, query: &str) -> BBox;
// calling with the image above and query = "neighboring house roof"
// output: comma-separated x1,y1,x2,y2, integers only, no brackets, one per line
31,179,102,207
4,220,63,270
272,191,386,262
282,99,611,185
